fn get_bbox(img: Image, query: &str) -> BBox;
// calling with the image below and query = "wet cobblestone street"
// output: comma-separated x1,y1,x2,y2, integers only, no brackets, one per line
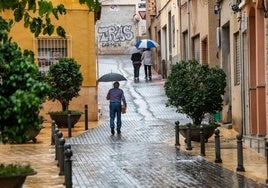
67,55,268,188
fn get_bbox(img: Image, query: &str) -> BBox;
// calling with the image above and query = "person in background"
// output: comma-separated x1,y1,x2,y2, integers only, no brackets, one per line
106,81,127,135
141,48,152,80
131,51,142,82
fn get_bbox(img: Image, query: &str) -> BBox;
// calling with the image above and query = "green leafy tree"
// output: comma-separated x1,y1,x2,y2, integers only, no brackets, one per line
47,58,83,111
164,60,226,125
0,17,50,143
0,0,101,37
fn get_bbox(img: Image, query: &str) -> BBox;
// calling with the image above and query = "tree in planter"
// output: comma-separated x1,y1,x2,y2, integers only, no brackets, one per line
47,58,83,111
0,17,50,144
46,58,83,127
0,163,36,187
164,59,226,127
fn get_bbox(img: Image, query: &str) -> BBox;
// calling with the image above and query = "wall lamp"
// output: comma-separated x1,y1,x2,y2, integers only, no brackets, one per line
262,0,268,18
214,0,222,14
214,3,220,14
231,0,241,12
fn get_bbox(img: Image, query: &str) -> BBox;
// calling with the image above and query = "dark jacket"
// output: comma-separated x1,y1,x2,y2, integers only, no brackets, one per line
131,52,142,62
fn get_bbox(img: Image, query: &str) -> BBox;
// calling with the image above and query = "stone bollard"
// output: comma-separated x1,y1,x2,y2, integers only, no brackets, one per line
64,148,73,188
175,121,180,146
68,111,72,138
51,120,56,145
265,139,268,184
214,128,222,163
58,137,66,176
200,125,206,156
85,104,88,130
236,133,245,172
54,128,60,160
56,131,63,165
186,123,192,150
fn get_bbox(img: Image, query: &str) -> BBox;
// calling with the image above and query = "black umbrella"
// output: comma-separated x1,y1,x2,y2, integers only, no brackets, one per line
98,72,127,82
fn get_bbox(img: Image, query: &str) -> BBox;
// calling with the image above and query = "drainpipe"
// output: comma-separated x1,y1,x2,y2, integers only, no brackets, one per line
187,0,191,60
178,0,182,60
240,17,245,136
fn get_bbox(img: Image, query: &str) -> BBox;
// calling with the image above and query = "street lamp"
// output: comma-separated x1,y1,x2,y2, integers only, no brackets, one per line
133,14,140,41
214,0,222,14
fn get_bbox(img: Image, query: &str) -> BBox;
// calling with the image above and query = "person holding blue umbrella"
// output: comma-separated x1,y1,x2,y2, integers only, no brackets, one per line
135,39,159,81
141,48,153,80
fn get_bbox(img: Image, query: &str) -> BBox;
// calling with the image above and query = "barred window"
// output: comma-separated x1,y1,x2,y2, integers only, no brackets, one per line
201,37,208,64
34,37,72,73
182,31,188,60
192,34,200,62
234,32,241,85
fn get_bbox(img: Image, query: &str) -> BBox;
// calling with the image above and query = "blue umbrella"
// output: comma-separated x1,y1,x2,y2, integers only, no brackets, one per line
135,39,159,49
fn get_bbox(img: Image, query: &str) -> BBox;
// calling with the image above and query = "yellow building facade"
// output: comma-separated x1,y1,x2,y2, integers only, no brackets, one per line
2,1,98,121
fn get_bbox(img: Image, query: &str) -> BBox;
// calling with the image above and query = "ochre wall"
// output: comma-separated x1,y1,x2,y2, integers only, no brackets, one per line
2,1,98,121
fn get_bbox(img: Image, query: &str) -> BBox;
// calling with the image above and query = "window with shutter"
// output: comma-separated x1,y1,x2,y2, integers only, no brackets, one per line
234,32,241,85
182,31,188,60
192,35,200,62
201,37,208,64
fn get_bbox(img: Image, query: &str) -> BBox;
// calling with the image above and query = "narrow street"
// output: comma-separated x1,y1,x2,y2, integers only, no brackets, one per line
67,55,268,188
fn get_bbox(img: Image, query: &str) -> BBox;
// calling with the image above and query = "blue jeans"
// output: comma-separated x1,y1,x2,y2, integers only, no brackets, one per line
109,102,122,130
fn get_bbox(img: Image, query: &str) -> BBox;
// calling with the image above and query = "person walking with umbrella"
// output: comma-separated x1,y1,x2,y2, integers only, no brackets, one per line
106,81,127,135
141,48,153,80
135,39,159,81
131,51,142,82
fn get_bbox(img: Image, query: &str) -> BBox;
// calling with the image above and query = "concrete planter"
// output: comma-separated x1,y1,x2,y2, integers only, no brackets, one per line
49,112,82,128
179,124,218,142
0,171,36,188
27,129,42,143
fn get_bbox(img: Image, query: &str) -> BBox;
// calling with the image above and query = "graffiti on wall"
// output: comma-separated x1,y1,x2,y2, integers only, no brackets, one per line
98,24,134,47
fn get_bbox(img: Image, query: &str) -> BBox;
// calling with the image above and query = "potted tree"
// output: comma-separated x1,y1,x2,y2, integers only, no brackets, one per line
0,18,50,144
47,57,83,128
0,17,46,188
164,59,226,142
0,164,36,188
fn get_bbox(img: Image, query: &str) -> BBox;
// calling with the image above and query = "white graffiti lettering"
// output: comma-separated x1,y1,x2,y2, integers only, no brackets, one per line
98,25,134,43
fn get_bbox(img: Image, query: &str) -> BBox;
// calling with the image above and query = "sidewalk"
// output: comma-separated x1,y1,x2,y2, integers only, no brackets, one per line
0,121,98,188
171,126,268,184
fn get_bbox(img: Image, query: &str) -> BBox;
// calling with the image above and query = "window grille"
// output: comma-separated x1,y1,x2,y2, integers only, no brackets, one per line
234,32,241,85
34,37,72,73
201,37,208,64
172,15,175,47
192,35,200,62
182,31,188,60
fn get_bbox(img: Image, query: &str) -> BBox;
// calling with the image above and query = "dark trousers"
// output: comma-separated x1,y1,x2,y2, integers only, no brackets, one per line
144,65,152,78
133,63,141,78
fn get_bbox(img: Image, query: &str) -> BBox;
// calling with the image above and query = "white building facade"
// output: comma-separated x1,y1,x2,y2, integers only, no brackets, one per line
96,0,147,54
